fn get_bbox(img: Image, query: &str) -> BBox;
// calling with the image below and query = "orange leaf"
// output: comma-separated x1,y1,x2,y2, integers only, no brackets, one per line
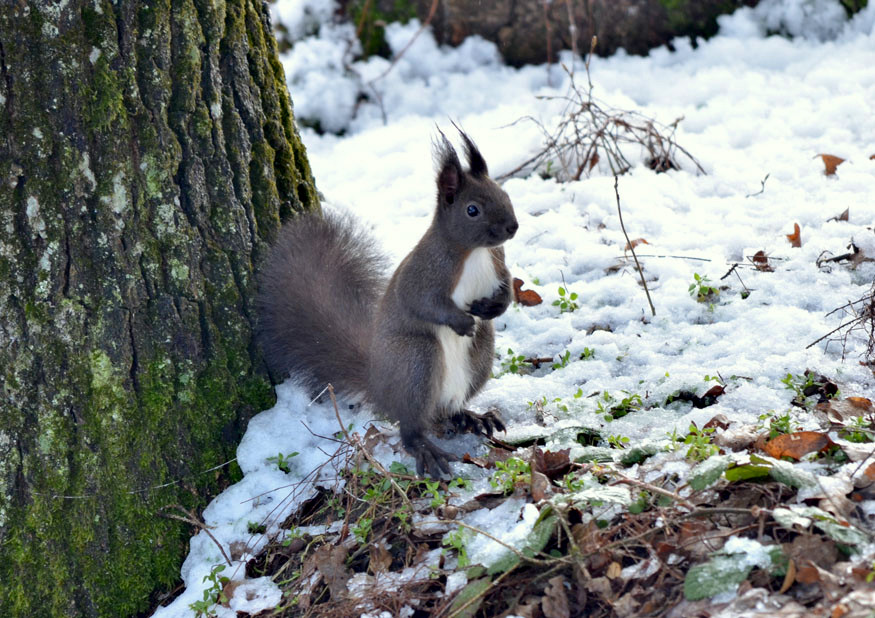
512,278,543,306
864,462,875,482
846,397,873,413
818,154,845,176
787,223,802,248
625,238,649,251
761,431,834,460
795,565,821,584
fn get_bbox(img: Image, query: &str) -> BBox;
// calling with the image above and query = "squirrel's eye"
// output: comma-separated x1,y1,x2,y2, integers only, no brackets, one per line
466,204,480,217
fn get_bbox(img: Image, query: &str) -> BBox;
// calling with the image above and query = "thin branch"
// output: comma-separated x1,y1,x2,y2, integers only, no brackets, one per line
159,505,233,566
614,176,655,316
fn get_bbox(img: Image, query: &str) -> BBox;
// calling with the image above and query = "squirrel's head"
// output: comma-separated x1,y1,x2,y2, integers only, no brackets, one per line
433,128,518,249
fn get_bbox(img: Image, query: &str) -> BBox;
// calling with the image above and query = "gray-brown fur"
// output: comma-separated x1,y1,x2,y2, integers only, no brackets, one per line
256,213,389,398
257,130,518,476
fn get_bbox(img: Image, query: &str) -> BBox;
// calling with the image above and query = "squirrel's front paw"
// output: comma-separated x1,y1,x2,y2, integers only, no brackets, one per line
468,295,506,320
449,313,476,337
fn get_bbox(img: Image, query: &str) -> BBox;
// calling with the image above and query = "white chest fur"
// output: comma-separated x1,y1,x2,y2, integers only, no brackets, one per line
436,248,501,410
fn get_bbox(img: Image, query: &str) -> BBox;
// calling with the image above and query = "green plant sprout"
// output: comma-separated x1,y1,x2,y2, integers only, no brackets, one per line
490,457,532,494
498,348,532,376
596,390,643,422
553,286,580,313
552,350,572,370
189,564,229,617
689,273,719,302
266,451,299,474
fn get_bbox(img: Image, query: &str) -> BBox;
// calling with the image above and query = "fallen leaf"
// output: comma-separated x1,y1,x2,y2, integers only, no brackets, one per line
828,207,849,222
541,575,571,618
864,462,875,482
625,238,649,252
572,521,603,554
818,154,845,176
778,558,796,594
220,580,242,607
606,561,622,579
760,431,835,460
750,250,774,272
512,278,543,306
368,542,392,574
314,544,351,600
846,397,874,412
530,470,550,501
704,413,730,431
532,447,572,480
787,223,802,247
795,565,821,584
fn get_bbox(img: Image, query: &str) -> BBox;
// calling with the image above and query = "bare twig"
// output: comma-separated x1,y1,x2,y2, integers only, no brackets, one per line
614,177,655,316
159,505,233,566
498,53,704,182
745,173,770,198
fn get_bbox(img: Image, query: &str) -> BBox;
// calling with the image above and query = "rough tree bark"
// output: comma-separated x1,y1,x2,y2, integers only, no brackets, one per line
0,1,316,616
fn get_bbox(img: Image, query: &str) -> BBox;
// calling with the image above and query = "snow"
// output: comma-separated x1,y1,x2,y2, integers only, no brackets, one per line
152,2,875,615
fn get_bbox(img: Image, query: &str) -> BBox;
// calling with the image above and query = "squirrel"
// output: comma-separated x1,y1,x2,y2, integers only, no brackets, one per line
256,129,518,477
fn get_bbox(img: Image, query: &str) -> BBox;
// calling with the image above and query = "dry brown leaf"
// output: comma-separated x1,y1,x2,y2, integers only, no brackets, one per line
572,520,603,554
846,396,874,412
760,431,834,460
779,558,796,594
588,152,600,172
530,470,550,501
818,154,845,176
829,207,850,222
751,250,774,272
796,565,821,584
368,542,393,574
704,413,730,431
532,447,572,480
606,561,622,579
314,544,351,599
625,238,649,251
220,580,243,608
512,278,543,306
541,575,571,618
864,462,875,482
787,222,802,248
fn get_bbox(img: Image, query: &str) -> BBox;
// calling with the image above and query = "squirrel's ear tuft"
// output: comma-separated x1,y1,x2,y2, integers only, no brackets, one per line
434,129,462,204
457,128,488,178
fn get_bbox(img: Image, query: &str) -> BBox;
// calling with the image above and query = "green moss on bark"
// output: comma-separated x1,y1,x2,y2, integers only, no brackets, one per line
0,0,316,615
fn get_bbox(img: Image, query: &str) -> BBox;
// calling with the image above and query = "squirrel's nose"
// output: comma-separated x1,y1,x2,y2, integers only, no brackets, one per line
505,220,519,237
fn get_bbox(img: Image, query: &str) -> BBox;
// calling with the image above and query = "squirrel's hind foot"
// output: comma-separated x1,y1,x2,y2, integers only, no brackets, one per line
447,408,506,438
403,433,458,478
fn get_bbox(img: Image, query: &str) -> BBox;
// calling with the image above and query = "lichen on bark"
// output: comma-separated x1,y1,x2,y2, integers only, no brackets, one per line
0,1,316,615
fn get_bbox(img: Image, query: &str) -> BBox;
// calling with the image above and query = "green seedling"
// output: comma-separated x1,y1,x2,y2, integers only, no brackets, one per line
553,286,580,313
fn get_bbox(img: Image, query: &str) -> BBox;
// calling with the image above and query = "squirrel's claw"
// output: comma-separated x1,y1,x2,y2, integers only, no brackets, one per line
415,440,457,478
404,432,457,478
449,409,506,438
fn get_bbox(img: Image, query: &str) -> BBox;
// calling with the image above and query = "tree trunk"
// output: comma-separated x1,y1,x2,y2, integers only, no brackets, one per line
0,1,316,615
350,0,758,66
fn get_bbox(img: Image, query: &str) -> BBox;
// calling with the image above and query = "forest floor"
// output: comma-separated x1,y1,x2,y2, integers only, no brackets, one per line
152,2,875,617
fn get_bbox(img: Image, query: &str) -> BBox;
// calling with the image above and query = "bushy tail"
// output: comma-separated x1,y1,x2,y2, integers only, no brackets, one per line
256,212,388,399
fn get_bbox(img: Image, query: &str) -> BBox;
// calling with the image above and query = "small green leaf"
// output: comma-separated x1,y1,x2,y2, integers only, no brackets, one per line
689,455,731,491
724,463,771,482
684,555,752,600
449,577,492,618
